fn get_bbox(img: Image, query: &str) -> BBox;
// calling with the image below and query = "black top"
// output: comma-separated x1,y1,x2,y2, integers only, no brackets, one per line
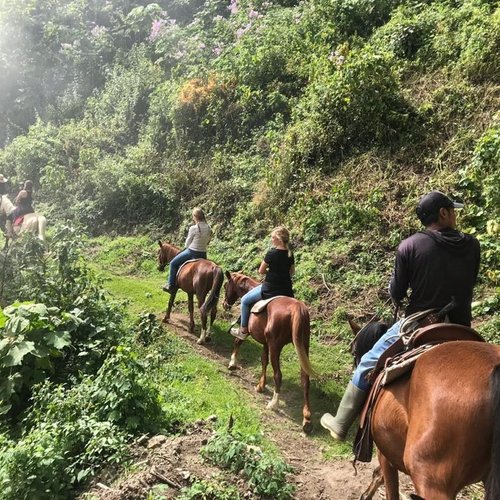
389,229,480,326
261,248,295,300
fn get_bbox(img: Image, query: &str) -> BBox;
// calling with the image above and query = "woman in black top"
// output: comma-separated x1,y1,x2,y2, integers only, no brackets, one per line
231,226,295,340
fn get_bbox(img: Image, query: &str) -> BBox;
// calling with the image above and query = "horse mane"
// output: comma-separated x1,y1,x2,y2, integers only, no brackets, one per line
353,321,389,367
232,272,260,292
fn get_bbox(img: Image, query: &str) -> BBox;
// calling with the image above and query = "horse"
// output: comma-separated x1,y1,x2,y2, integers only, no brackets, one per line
223,271,317,434
349,319,500,500
0,195,47,243
157,241,224,345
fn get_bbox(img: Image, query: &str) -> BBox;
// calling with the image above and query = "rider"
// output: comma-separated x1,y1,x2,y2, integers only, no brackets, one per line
321,190,481,441
0,174,10,236
162,207,212,293
7,180,35,223
231,225,295,341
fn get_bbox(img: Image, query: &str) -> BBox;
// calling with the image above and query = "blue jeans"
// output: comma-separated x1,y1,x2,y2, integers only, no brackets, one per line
352,319,402,391
240,285,263,328
168,248,207,287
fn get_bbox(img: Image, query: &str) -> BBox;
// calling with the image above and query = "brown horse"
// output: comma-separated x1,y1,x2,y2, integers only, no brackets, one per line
350,320,500,500
157,241,224,344
223,271,317,434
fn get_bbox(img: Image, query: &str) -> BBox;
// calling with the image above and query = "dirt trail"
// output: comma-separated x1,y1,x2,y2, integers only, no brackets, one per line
163,312,406,500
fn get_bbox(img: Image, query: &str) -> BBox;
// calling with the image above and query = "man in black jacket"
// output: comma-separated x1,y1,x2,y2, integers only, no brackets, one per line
321,191,481,441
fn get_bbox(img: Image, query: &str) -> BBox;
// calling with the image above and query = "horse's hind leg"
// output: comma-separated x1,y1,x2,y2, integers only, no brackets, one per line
228,339,243,370
207,304,217,341
196,292,208,343
360,465,384,500
163,290,177,323
267,344,283,410
256,343,269,393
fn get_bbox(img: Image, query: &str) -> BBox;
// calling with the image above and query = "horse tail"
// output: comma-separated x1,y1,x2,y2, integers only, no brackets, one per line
201,265,224,314
291,304,318,379
486,364,500,500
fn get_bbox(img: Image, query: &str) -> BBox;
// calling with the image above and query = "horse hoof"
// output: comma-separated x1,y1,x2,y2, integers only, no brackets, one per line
255,385,264,393
228,364,238,371
302,421,313,435
266,402,278,411
197,338,205,345
162,318,170,324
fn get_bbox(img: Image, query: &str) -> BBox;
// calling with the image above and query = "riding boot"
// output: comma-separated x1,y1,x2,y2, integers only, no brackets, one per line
320,382,367,441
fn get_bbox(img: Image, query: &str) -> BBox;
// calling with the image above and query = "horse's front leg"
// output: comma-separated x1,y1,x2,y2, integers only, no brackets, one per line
378,451,399,500
256,343,269,393
267,344,283,410
163,290,177,323
228,339,243,370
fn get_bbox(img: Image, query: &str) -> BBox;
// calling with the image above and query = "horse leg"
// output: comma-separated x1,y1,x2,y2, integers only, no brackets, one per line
359,465,384,500
197,293,208,344
187,293,195,334
163,289,177,323
267,345,283,410
301,367,312,434
256,343,269,393
206,304,217,342
379,452,399,500
228,339,243,370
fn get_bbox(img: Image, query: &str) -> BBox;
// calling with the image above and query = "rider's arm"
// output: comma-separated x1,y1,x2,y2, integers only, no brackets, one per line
184,225,196,248
258,260,268,275
389,246,409,304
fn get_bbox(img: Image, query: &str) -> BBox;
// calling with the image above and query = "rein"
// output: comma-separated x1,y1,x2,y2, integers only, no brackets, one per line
349,298,394,354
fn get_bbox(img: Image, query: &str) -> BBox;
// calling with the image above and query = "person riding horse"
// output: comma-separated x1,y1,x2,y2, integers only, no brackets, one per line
321,190,481,441
230,225,295,341
7,180,35,224
162,207,212,294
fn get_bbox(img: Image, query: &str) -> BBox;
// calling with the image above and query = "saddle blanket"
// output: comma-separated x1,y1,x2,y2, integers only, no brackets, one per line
251,296,287,313
176,259,202,278
14,216,24,226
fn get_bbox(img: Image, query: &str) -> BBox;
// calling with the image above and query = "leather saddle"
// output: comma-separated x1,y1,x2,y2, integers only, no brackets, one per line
251,296,287,314
354,323,484,463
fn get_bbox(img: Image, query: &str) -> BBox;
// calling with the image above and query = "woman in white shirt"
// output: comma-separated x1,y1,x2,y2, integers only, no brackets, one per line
162,208,212,293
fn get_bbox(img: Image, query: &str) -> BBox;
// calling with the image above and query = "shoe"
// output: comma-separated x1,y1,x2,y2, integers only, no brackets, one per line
162,284,176,293
230,327,248,341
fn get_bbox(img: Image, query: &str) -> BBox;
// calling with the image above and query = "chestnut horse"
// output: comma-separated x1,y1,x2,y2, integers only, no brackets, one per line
350,320,500,500
157,241,224,344
223,271,317,434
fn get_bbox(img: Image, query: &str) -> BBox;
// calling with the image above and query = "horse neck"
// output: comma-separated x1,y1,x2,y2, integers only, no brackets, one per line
236,275,260,297
0,195,13,215
164,244,180,262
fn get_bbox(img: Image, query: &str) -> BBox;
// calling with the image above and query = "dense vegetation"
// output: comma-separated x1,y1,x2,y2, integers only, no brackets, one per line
0,0,498,497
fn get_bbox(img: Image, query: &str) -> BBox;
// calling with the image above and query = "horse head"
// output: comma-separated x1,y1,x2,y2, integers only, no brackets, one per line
223,271,239,310
349,319,388,367
157,241,180,271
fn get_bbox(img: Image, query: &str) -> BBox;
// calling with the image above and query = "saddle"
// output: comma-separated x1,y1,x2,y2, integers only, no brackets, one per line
13,216,24,226
353,322,484,463
251,296,287,314
176,259,202,279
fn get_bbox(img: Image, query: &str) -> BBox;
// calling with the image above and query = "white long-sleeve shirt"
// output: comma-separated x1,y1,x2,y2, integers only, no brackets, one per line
185,222,212,252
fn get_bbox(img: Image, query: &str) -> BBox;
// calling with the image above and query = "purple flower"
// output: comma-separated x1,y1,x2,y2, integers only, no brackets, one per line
228,0,238,15
248,9,260,18
149,19,167,42
213,46,223,56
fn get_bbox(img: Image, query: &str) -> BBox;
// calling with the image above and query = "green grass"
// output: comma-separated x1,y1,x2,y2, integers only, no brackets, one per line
88,235,360,458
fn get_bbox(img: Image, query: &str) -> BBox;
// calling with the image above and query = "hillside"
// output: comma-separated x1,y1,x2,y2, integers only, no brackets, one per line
0,0,498,332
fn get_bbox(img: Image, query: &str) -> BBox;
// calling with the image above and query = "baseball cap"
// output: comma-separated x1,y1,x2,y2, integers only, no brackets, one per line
416,191,464,222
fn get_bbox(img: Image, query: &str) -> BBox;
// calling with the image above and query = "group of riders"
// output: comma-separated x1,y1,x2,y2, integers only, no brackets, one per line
162,190,480,443
0,174,35,239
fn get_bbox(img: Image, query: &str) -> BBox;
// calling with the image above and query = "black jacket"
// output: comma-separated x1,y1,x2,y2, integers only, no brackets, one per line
389,229,480,326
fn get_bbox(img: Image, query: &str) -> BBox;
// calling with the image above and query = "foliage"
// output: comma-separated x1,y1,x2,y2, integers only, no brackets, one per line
0,302,82,416
0,344,166,499
202,430,295,499
178,478,241,500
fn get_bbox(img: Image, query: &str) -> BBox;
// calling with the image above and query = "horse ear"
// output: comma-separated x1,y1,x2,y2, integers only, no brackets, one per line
158,240,163,247
348,318,361,335
225,270,232,281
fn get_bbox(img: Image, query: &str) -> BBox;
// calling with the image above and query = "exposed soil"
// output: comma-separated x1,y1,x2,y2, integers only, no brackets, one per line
82,312,481,499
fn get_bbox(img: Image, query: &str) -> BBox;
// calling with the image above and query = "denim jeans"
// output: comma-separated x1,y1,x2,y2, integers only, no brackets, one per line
352,319,402,391
240,285,263,328
168,248,207,287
